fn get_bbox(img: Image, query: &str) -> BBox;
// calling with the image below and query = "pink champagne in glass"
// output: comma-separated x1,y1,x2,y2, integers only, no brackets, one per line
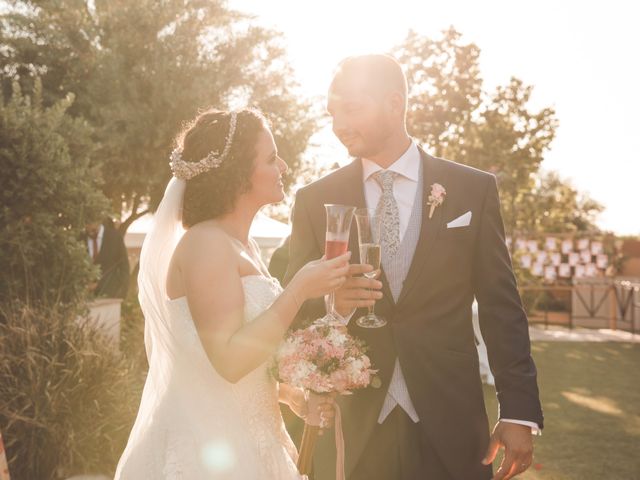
323,204,355,324
325,239,349,259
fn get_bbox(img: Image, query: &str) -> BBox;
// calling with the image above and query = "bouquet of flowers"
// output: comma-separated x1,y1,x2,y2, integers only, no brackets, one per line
272,323,376,478
274,323,374,393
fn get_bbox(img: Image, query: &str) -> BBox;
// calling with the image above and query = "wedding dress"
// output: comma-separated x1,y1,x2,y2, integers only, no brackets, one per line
115,178,304,479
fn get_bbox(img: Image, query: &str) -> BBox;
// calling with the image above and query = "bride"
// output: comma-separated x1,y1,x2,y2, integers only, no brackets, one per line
115,109,349,479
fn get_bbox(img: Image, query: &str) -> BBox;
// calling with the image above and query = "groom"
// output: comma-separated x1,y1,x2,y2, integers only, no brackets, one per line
284,54,543,480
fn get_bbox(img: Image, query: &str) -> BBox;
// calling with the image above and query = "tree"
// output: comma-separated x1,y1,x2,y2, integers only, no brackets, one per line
518,170,603,234
0,1,100,112
392,28,600,235
465,78,558,232
393,27,483,159
0,79,107,308
1,0,317,232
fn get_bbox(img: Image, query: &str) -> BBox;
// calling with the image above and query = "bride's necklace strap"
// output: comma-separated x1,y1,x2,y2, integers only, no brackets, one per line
228,235,251,253
228,235,267,274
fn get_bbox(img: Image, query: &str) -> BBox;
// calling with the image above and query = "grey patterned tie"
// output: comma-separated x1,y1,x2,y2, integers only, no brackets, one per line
373,170,401,256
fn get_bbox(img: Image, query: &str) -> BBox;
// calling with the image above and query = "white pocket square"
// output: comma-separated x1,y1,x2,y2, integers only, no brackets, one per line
447,211,472,229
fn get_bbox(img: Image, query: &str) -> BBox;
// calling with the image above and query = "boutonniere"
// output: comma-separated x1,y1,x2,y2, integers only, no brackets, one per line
427,183,446,219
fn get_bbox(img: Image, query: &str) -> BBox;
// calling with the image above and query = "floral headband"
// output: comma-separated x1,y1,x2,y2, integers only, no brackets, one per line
169,111,238,180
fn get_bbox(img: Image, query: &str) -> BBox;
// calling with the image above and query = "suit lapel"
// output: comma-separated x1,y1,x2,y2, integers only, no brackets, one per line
324,160,366,256
396,148,450,306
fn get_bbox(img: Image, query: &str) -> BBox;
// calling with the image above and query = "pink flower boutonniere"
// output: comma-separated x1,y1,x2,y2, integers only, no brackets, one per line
427,183,446,219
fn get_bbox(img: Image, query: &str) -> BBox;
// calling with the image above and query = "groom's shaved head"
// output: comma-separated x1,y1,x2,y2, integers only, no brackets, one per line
327,54,409,159
330,54,408,111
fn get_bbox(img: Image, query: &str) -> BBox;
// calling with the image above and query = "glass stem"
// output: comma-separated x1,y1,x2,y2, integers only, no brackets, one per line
367,287,375,316
327,292,336,317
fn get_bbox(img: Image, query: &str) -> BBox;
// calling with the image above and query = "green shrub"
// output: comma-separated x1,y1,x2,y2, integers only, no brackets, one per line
0,80,108,308
0,303,145,479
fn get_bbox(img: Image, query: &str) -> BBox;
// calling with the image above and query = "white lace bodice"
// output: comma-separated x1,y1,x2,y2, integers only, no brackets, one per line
165,275,283,350
240,274,283,320
116,275,304,479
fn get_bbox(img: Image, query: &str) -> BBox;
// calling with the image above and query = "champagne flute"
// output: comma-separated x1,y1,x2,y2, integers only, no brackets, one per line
354,208,386,328
322,204,355,324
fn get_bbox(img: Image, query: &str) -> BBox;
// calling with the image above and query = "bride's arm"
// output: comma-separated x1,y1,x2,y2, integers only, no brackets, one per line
181,229,349,384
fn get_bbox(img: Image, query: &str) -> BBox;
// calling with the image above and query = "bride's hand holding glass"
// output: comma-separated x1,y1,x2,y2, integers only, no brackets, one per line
287,252,351,305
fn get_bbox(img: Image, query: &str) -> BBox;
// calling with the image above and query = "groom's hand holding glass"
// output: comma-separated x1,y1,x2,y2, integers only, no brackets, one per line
333,264,383,319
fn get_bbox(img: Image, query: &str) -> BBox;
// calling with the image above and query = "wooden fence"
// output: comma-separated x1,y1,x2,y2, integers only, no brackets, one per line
520,279,639,334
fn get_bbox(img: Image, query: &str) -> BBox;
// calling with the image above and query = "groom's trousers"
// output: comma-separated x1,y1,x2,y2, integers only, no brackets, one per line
349,406,454,480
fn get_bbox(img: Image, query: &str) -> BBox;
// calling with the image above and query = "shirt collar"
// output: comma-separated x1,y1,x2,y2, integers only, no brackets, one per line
362,140,420,183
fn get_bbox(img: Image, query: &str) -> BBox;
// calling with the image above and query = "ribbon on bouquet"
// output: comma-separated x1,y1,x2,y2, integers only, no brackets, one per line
297,392,345,480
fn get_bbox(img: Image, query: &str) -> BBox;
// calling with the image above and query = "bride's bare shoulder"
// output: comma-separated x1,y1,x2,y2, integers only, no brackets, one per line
177,222,235,260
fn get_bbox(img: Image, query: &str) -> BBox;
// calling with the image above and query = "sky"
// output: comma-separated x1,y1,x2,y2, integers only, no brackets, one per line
230,0,639,235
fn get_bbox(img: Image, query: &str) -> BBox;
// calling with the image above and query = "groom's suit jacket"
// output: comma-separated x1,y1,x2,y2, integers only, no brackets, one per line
284,148,543,480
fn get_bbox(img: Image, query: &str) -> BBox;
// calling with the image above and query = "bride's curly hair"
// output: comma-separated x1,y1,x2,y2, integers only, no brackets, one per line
176,108,269,228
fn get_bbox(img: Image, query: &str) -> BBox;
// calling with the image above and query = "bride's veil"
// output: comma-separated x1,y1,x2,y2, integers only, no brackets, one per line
116,177,186,464
138,177,185,365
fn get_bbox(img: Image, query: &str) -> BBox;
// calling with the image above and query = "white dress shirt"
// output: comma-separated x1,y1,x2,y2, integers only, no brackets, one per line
362,141,421,242
358,140,541,433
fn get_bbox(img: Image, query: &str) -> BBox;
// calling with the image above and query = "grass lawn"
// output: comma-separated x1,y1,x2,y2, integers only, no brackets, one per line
483,341,640,480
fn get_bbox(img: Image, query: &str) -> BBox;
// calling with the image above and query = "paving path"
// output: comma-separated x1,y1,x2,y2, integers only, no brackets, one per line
529,325,640,343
